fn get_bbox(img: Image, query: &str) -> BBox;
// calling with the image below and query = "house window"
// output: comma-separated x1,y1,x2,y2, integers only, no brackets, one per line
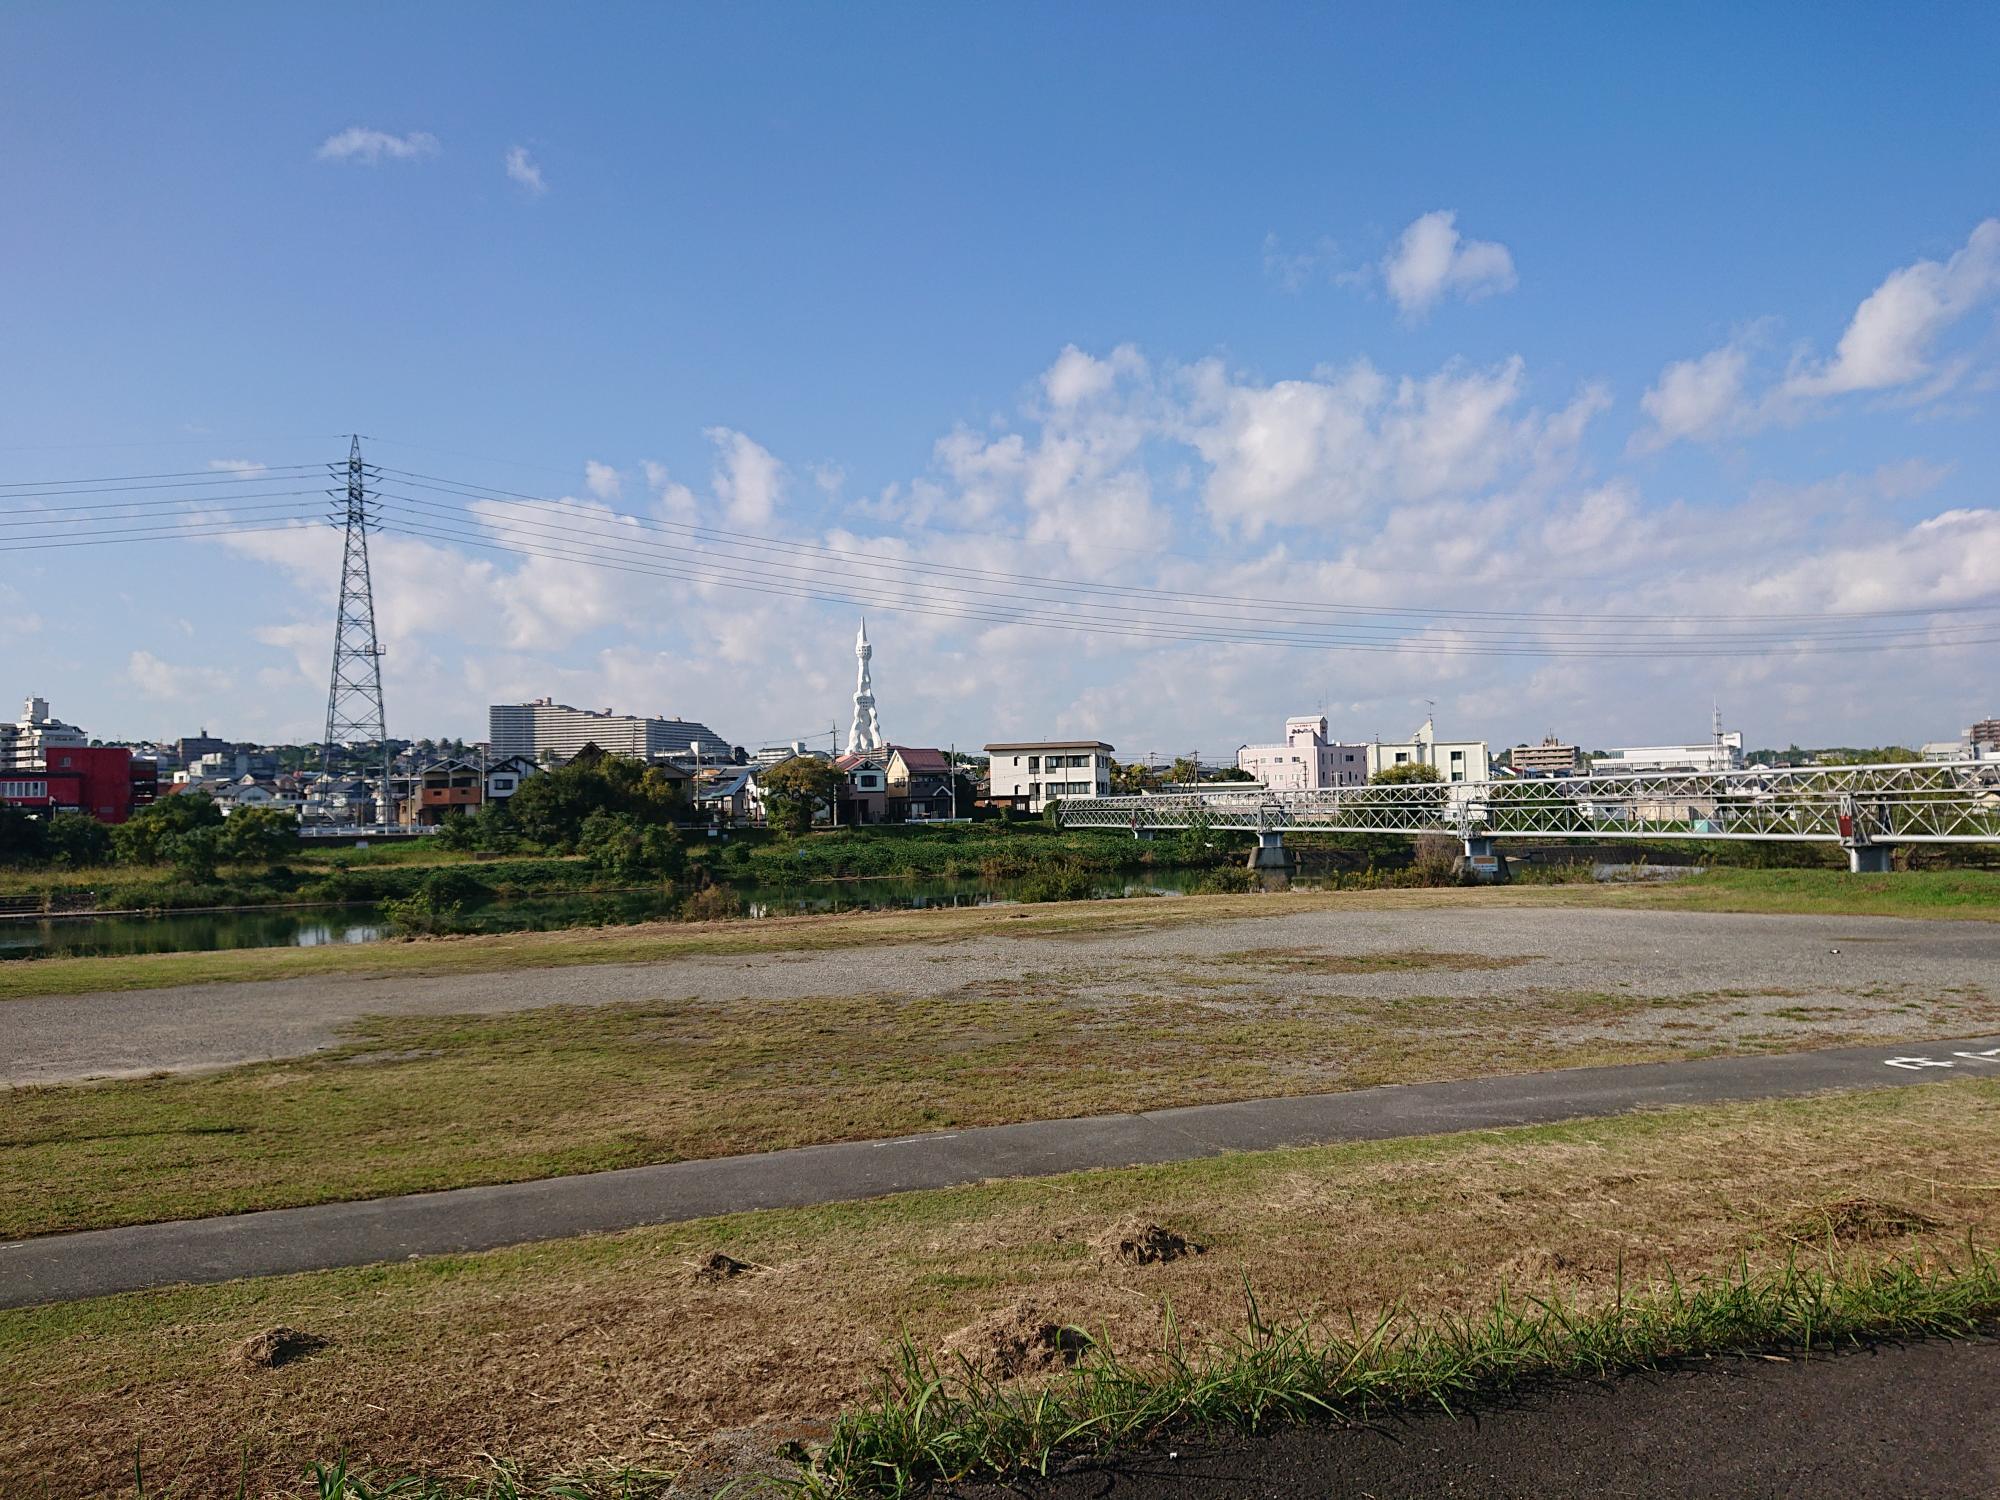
1028,756,1041,772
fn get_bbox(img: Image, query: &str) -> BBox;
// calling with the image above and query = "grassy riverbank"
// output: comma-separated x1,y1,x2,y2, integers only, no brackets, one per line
8,1081,1999,1495
0,823,1215,915
1,868,1994,1003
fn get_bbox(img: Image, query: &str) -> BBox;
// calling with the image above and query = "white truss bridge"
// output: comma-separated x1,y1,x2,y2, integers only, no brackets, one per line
1057,760,2000,874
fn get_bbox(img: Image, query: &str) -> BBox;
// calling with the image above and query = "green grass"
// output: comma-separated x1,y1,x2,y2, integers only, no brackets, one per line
803,1254,2000,1497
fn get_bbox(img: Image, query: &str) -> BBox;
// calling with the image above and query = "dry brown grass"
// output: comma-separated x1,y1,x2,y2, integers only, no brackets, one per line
6,1080,1999,1497
13,966,1999,1239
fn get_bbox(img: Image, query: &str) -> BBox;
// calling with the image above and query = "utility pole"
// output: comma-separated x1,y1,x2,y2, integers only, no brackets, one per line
950,742,958,820
322,436,389,826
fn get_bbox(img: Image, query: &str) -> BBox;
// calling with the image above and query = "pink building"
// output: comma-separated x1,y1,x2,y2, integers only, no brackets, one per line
1237,715,1368,790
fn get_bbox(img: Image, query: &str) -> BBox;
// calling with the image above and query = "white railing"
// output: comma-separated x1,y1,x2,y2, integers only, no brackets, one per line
1059,762,2000,845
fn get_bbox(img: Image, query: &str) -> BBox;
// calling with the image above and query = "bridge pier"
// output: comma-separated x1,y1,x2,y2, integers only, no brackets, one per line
1846,843,1893,875
1457,835,1509,884
1246,830,1292,871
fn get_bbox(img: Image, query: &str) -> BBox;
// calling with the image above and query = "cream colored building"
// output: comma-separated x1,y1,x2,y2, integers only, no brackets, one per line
1365,717,1491,783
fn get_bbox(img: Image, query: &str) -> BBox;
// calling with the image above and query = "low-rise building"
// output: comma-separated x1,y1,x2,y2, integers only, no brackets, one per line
1365,718,1491,783
1592,731,1744,776
0,745,145,823
483,754,540,803
833,752,889,825
1236,715,1368,790
983,740,1114,814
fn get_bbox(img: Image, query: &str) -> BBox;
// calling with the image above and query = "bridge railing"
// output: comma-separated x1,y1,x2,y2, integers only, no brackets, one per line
1058,762,2000,844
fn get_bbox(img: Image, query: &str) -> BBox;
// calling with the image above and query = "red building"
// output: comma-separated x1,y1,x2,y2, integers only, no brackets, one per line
0,746,151,823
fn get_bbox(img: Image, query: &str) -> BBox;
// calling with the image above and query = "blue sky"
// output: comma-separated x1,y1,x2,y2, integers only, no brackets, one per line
4,4,1998,757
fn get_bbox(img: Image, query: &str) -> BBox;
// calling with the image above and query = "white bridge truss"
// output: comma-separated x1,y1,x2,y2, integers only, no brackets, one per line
1058,761,2000,847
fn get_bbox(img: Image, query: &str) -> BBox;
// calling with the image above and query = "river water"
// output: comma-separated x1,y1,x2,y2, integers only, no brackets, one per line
0,869,1242,962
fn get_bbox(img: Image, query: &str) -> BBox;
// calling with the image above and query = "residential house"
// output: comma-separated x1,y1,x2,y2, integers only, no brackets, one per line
834,752,889,825
885,746,958,822
483,754,540,803
983,740,1114,814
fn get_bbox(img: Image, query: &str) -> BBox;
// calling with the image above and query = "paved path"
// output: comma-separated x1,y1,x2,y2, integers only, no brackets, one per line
8,906,2000,1085
5,1033,1996,1309
958,1336,2000,1500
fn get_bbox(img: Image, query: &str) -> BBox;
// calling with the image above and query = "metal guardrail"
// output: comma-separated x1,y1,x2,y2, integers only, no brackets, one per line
1059,761,2000,846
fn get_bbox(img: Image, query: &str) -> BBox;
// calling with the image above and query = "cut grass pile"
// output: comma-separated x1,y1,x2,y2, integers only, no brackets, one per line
3,868,1994,1003
12,957,1997,1238
807,1252,2000,1497
8,1080,2000,1497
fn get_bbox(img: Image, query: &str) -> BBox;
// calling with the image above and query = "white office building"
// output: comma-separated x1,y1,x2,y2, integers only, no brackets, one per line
1237,715,1368,790
985,740,1114,813
1591,731,1744,776
1365,717,1491,783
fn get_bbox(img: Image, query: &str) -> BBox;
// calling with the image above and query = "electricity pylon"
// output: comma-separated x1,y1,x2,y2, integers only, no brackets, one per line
321,436,391,820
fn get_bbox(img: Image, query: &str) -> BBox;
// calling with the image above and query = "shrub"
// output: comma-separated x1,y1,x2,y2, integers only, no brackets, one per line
44,812,112,868
682,885,744,922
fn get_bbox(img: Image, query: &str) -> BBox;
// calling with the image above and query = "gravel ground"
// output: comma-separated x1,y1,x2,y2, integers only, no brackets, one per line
4,905,1997,1086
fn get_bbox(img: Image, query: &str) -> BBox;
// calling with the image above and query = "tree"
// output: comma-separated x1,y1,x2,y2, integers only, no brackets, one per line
1370,761,1445,785
1109,759,1162,795
1169,756,1201,785
504,754,686,850
113,791,224,865
760,757,844,835
578,809,684,880
161,825,224,882
0,805,48,866
44,812,112,868
1207,766,1255,783
218,805,299,865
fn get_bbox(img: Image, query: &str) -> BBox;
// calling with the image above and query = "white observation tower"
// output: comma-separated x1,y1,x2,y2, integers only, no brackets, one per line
846,617,884,754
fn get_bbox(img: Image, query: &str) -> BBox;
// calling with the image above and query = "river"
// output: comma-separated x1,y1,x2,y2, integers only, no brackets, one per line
0,869,1246,962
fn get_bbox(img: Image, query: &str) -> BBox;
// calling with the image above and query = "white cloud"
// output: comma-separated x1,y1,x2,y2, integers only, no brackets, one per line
206,458,267,478
1639,221,2000,449
126,650,233,702
1634,342,1752,450
1784,219,2000,399
505,145,547,195
706,428,786,526
584,461,622,501
1185,355,1598,537
1380,211,1517,317
1042,344,1147,408
316,127,439,165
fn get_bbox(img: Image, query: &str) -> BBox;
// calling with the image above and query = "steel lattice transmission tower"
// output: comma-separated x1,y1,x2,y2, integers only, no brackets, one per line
321,436,391,812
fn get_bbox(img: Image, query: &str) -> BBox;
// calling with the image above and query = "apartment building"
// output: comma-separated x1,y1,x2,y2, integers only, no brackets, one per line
488,698,728,764
984,740,1114,813
1509,736,1580,776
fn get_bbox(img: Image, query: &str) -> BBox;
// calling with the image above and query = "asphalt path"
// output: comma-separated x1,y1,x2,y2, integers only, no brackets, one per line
958,1336,2000,1500
5,1033,1997,1309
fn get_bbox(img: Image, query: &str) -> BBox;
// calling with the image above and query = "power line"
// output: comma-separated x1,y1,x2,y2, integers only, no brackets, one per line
372,464,2000,630
372,509,2000,659
368,488,1994,651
